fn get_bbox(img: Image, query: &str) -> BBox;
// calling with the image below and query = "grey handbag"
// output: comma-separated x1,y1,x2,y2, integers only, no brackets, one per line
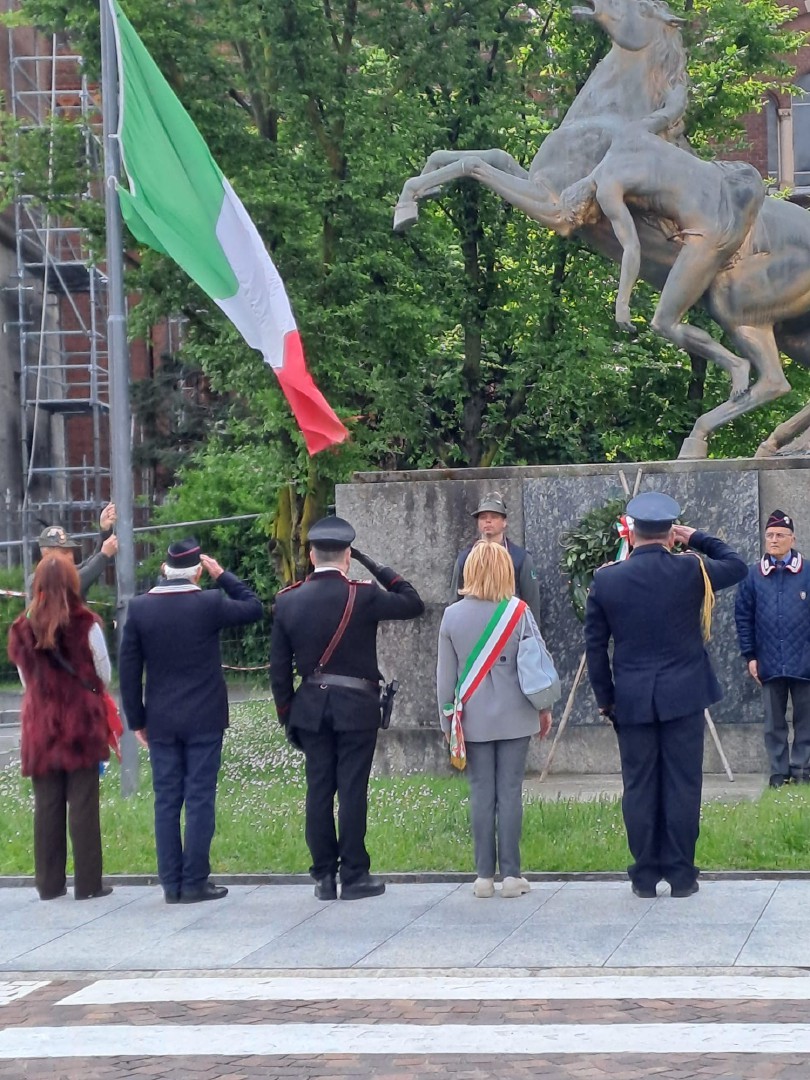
517,610,561,711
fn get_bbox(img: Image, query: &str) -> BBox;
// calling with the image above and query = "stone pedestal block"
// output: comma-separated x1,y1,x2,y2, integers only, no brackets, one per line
339,458,810,776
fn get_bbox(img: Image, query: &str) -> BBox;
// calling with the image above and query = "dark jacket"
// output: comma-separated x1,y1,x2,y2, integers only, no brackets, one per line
270,566,424,733
8,606,108,777
78,525,114,598
119,571,263,738
450,538,542,625
735,552,810,682
584,532,747,725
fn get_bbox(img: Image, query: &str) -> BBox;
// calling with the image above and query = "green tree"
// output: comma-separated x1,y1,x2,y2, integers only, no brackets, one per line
5,0,807,544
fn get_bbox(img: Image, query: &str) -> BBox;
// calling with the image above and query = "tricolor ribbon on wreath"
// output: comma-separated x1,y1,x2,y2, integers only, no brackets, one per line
615,514,632,563
442,597,526,770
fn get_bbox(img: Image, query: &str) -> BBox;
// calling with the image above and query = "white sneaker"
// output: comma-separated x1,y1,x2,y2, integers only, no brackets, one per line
473,877,495,898
501,876,531,898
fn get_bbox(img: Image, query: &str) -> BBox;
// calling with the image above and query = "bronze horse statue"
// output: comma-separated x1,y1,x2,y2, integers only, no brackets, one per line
394,0,810,459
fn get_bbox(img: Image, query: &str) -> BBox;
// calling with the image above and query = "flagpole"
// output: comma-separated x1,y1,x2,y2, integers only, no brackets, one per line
100,0,139,796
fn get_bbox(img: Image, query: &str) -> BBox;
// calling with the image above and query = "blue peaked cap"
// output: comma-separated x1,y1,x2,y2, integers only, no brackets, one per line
626,491,681,529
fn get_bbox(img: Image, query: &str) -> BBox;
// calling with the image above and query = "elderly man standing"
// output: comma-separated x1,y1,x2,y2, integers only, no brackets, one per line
119,539,263,904
735,510,810,788
450,492,542,624
585,492,746,899
270,516,424,901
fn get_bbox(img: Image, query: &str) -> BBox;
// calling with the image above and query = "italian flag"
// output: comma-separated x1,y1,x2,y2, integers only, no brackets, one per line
108,0,348,454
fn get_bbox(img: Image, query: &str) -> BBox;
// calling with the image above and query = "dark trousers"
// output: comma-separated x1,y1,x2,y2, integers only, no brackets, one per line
762,678,810,778
148,731,223,894
296,714,378,885
616,710,704,891
32,766,102,900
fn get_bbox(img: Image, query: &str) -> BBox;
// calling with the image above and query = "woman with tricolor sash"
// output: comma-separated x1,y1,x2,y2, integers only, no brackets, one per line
437,542,554,899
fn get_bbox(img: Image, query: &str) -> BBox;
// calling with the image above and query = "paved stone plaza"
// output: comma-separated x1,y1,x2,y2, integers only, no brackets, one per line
3,879,810,1077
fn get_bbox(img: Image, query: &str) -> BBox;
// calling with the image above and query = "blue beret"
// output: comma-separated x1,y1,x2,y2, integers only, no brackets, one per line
167,537,201,569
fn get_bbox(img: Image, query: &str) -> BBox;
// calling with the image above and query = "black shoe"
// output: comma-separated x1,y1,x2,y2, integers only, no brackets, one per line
76,885,114,901
180,881,228,904
631,884,657,899
164,890,181,905
39,886,67,901
340,874,386,901
670,881,699,898
314,876,337,901
770,774,790,788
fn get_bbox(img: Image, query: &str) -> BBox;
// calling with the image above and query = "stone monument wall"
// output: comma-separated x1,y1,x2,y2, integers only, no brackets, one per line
336,459,810,776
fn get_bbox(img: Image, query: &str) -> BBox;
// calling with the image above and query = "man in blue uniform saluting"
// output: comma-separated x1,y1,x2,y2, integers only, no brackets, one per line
584,492,746,899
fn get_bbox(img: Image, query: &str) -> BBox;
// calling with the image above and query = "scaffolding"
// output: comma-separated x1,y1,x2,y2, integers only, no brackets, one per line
5,9,110,580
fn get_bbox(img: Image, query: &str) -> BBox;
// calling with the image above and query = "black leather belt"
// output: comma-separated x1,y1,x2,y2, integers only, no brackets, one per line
306,673,380,695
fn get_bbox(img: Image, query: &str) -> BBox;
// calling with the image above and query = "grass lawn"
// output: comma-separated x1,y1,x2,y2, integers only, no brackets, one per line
1,701,809,876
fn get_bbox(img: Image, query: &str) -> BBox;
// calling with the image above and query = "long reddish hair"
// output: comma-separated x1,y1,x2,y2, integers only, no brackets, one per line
28,555,83,650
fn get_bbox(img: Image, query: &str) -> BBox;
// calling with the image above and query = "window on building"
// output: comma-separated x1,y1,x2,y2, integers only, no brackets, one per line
792,75,810,187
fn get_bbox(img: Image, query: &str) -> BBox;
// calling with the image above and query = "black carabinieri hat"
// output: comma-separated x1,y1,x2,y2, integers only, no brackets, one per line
308,516,356,551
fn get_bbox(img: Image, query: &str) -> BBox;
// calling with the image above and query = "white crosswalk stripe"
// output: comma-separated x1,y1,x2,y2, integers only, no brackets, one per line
58,973,810,1005
3,1021,810,1058
0,981,48,1007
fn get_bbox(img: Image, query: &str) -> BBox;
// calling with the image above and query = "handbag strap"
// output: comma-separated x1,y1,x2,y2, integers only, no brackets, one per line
455,597,526,705
48,645,99,695
315,582,357,673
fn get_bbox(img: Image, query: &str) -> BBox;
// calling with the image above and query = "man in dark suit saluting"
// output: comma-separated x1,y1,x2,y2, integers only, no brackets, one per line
584,492,746,900
120,538,263,904
270,516,424,901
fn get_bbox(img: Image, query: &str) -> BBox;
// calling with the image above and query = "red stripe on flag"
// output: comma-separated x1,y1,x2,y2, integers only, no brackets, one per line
274,330,348,455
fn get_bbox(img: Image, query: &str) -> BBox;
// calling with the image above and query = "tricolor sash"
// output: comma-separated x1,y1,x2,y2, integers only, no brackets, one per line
444,597,526,770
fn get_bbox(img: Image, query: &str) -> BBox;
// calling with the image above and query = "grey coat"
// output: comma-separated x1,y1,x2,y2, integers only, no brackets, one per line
437,597,544,742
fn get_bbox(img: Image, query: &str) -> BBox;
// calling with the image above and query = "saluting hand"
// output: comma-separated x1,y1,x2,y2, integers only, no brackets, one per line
671,524,696,547
200,554,225,579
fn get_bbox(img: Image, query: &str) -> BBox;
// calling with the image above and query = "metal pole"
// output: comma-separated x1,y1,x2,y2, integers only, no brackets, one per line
101,0,138,796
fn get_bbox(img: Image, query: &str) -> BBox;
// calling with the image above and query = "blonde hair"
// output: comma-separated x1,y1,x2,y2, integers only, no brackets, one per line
460,541,515,602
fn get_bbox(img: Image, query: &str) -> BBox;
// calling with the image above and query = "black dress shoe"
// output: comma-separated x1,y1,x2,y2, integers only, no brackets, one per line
770,774,790,788
39,886,68,901
180,881,228,904
164,890,181,905
76,885,114,901
670,881,699,898
631,884,657,899
314,876,337,901
340,874,386,901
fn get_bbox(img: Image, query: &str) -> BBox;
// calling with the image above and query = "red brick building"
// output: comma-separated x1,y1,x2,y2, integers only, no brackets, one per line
726,1,810,197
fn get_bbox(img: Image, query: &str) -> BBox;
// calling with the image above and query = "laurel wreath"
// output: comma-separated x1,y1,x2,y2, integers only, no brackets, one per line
559,495,629,623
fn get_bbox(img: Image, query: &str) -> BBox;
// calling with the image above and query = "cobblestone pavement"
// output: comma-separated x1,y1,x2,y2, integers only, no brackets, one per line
4,975,810,1078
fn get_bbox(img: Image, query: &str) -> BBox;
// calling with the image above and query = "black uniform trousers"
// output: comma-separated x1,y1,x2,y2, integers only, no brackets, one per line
615,709,704,892
296,708,378,885
32,765,102,900
148,731,223,894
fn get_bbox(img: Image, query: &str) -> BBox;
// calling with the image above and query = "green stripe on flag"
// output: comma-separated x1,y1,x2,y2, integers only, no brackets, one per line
111,0,238,299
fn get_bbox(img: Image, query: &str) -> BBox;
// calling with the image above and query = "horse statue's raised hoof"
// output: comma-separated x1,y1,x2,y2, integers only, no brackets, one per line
678,435,709,460
754,437,779,459
393,200,419,232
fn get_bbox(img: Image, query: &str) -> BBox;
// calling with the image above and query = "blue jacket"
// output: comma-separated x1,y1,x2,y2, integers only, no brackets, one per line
734,552,810,682
119,571,263,738
585,532,747,725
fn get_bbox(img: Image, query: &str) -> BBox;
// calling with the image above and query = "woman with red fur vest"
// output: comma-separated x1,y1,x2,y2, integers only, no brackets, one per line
8,555,112,901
